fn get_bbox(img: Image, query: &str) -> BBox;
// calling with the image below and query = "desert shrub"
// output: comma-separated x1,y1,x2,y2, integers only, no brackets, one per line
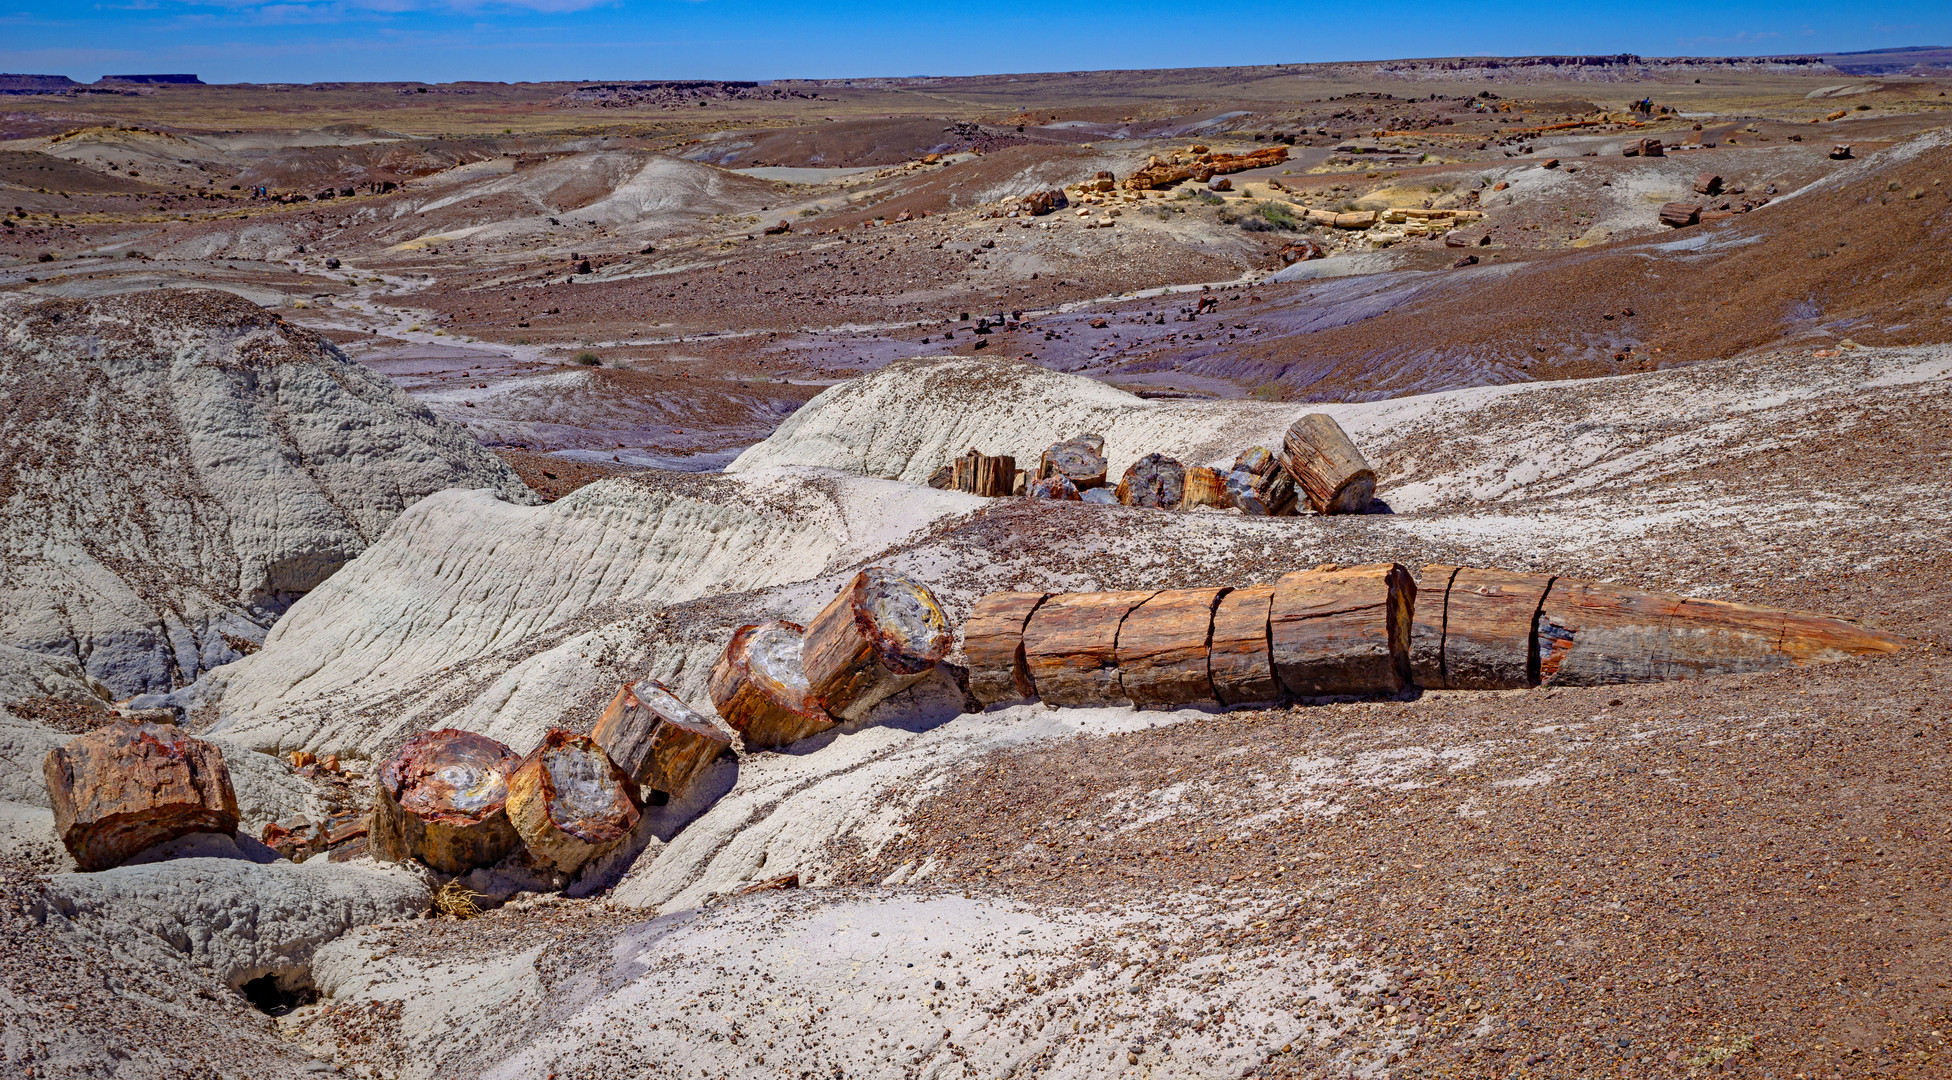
1194,190,1224,206
1256,201,1300,230
1249,383,1289,402
575,351,600,366
1240,215,1275,232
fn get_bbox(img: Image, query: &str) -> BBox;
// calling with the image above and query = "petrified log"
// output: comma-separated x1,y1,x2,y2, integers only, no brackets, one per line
1693,173,1724,195
1037,437,1108,490
370,729,521,874
1022,591,1155,706
1116,453,1185,509
1210,585,1280,705
505,729,640,875
1282,414,1376,514
592,680,732,799
1228,446,1298,516
802,567,953,721
1116,588,1225,707
1409,566,1556,690
43,721,240,872
709,620,833,749
1027,474,1080,500
1659,201,1703,227
1011,469,1028,496
1180,466,1229,510
965,592,1050,705
1270,564,1416,697
972,454,1016,497
1536,580,1904,686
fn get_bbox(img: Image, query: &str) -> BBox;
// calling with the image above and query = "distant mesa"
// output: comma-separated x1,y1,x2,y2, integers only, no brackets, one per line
100,74,203,84
0,72,201,95
0,74,79,93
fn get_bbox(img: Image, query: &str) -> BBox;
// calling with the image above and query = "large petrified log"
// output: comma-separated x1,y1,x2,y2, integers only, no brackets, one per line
965,592,1050,705
43,721,240,872
1409,566,1556,690
951,451,1017,497
1123,146,1289,190
505,729,640,875
1270,564,1416,697
1116,453,1185,509
592,680,733,799
1180,466,1229,510
370,729,521,874
1226,446,1298,516
1659,201,1703,228
802,567,953,721
1036,437,1108,491
1536,580,1904,686
1282,414,1376,514
1209,585,1280,705
709,620,833,749
1116,588,1226,707
1022,590,1156,706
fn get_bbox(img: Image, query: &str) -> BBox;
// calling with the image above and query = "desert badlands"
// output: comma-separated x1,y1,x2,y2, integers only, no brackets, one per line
0,51,1948,1080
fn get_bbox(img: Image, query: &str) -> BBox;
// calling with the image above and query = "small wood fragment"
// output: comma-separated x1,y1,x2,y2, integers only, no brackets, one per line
370,728,521,874
709,620,833,749
1281,414,1376,514
1022,591,1155,706
1270,564,1415,696
965,592,1050,705
802,567,953,721
505,729,640,875
1116,587,1225,707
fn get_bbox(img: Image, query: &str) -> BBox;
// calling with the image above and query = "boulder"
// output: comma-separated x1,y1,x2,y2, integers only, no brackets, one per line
43,721,240,872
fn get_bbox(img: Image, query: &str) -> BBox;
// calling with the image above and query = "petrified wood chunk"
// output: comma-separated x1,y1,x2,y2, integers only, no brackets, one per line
505,729,640,875
1409,566,1555,690
1659,201,1703,228
1116,588,1226,707
1210,585,1280,705
1694,172,1724,195
1270,564,1416,697
44,721,240,872
965,592,1050,705
1116,453,1185,509
709,620,833,749
1181,466,1228,510
1282,414,1376,514
593,680,732,799
1027,474,1081,500
1228,446,1297,516
1022,591,1155,707
370,729,521,874
950,450,1014,496
803,567,954,721
1037,437,1108,491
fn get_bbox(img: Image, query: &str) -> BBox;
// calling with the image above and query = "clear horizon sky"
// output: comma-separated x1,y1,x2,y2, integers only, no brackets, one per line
3,0,1948,85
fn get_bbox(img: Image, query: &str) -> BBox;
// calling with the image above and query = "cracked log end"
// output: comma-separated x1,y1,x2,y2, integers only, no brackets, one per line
594,680,732,799
43,721,240,872
804,568,953,722
371,728,522,874
1116,453,1185,509
1023,590,1157,707
966,592,1052,705
1036,437,1108,491
710,620,833,749
1282,413,1376,515
1271,563,1416,697
506,729,640,875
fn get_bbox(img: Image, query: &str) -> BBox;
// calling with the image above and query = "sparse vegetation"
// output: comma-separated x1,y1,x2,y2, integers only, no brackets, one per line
575,351,600,365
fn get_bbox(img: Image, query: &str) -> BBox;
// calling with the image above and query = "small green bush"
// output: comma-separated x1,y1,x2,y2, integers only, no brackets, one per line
1249,383,1288,402
575,351,600,366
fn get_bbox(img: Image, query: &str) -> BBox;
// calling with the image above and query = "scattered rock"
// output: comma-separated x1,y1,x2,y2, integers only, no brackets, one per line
44,721,239,872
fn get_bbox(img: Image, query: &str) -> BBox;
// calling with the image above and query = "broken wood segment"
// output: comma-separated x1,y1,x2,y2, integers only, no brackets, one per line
1180,465,1229,510
1659,201,1703,227
43,721,240,872
709,620,833,749
1408,565,1460,690
965,592,1050,705
1037,437,1108,491
1415,567,1556,690
972,453,1016,497
1117,453,1185,509
1282,414,1376,514
505,729,640,875
1022,590,1156,706
802,567,953,721
1270,564,1416,697
1209,585,1280,705
370,728,521,874
592,681,732,799
1229,446,1297,516
1116,587,1226,707
1027,474,1080,500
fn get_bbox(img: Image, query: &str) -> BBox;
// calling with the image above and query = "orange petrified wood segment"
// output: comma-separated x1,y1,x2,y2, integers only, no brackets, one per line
1436,567,1556,690
1022,590,1155,707
1270,564,1416,697
1407,564,1460,690
43,721,240,873
965,592,1050,705
709,619,834,749
593,680,732,799
801,567,952,722
1115,587,1226,708
1210,584,1280,705
371,728,521,875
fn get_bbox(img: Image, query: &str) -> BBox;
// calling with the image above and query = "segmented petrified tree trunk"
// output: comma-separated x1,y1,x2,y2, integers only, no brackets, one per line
1227,447,1298,516
592,680,733,799
1027,475,1081,500
1209,585,1281,705
1022,591,1155,706
1115,453,1185,509
965,592,1050,705
370,729,522,874
43,721,240,872
1409,566,1556,690
1037,437,1108,491
1180,466,1228,510
709,620,833,749
1270,564,1415,697
802,568,953,721
1282,414,1376,514
952,452,1015,497
1116,588,1225,707
505,729,640,875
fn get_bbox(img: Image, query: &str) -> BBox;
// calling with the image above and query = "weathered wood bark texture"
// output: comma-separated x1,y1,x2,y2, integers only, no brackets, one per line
43,721,240,872
370,728,521,874
505,729,640,875
709,620,832,749
1282,414,1376,514
1037,437,1108,490
1271,564,1415,696
1181,466,1229,510
952,451,1016,497
1116,588,1226,707
1116,453,1185,509
1410,566,1556,690
1022,591,1156,706
1209,585,1281,705
592,680,732,799
1227,447,1298,516
802,567,954,721
965,592,1051,705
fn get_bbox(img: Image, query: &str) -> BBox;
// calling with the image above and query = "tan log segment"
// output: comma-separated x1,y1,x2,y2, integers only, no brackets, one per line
505,728,640,875
1209,585,1280,705
43,721,240,872
709,619,833,749
370,728,522,874
1022,590,1156,706
1270,564,1416,697
1282,413,1376,514
802,567,953,721
965,592,1051,705
1407,564,1460,689
1411,566,1556,690
1180,466,1228,510
1116,453,1185,509
592,680,733,799
1116,587,1226,707
1036,437,1108,491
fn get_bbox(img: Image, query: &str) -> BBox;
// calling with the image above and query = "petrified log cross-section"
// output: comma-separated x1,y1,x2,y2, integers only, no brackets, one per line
506,729,640,875
710,620,832,749
965,592,1050,706
1410,566,1557,690
1022,591,1156,706
1037,437,1108,491
802,567,953,721
43,721,240,872
1282,414,1376,514
1116,453,1185,509
370,729,522,874
1270,564,1416,697
1116,588,1226,707
1209,585,1280,705
592,680,733,799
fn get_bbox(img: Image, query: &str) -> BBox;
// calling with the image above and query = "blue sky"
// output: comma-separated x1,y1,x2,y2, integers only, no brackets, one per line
4,0,1947,84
